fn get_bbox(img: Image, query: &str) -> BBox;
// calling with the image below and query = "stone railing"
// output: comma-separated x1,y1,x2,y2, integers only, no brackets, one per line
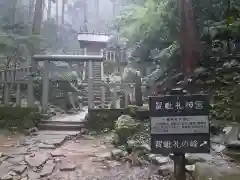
66,48,127,63
0,67,32,83
104,50,127,63
100,82,135,108
0,66,33,107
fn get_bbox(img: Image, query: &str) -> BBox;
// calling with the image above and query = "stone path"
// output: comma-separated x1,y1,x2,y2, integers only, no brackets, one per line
50,107,88,122
0,131,164,180
1,129,240,180
3,117,240,180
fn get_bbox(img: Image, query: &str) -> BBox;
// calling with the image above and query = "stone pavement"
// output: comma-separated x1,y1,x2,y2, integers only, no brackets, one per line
0,131,81,180
2,129,240,180
0,131,163,180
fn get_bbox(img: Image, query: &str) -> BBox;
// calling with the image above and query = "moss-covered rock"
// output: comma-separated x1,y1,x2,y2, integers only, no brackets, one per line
125,105,138,117
113,115,140,145
125,105,150,120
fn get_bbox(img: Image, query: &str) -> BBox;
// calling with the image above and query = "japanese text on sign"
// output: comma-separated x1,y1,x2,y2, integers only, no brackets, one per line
155,101,203,111
155,139,208,149
151,116,209,134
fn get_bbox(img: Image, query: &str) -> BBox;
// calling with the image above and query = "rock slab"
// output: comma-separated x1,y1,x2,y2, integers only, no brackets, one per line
60,161,76,171
40,160,55,177
12,165,27,174
25,152,49,167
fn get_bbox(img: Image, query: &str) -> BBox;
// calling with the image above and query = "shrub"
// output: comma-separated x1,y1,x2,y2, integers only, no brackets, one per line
0,107,43,132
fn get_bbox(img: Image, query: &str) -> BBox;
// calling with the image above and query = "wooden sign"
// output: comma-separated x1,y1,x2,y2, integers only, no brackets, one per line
149,94,210,154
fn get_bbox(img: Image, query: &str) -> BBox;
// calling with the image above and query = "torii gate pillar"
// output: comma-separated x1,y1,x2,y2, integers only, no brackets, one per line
42,60,50,111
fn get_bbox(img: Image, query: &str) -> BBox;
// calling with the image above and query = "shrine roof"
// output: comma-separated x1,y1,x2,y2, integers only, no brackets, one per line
77,33,111,43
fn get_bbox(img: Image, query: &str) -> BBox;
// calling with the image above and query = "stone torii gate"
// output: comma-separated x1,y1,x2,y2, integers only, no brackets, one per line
33,54,103,112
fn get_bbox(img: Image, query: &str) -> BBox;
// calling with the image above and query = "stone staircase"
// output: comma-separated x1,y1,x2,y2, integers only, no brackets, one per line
82,62,110,107
39,119,84,131
38,108,88,131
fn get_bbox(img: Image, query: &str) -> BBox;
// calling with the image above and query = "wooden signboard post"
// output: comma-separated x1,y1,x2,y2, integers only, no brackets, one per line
149,93,210,180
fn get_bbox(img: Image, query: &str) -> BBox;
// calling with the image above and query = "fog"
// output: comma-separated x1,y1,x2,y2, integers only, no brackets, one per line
46,0,123,32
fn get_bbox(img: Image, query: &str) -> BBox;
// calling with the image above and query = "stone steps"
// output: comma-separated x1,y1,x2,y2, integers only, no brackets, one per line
84,61,104,105
82,100,111,106
39,120,84,131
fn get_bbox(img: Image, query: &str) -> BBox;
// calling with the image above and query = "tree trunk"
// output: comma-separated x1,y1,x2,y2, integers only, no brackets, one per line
32,0,43,35
61,0,65,24
83,0,88,31
28,0,35,23
180,0,200,76
111,0,116,16
56,0,59,25
9,0,18,24
95,0,99,26
47,0,52,19
31,0,43,55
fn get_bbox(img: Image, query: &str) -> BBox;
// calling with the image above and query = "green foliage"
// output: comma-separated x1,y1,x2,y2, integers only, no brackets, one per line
0,107,43,131
114,0,178,63
113,114,140,145
114,0,240,122
0,1,45,67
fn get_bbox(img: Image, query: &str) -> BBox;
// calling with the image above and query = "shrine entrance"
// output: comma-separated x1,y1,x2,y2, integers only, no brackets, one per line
33,54,104,112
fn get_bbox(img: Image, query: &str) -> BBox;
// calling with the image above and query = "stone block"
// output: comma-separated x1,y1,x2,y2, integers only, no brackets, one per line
194,162,240,180
85,108,128,131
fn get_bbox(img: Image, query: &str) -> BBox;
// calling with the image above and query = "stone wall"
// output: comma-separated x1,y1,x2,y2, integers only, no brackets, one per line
85,108,128,132
85,106,150,132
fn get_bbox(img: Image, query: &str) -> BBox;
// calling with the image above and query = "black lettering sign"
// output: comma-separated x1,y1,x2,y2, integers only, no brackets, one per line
149,94,209,117
149,94,210,154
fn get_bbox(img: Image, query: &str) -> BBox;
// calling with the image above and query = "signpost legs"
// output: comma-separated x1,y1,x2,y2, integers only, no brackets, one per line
173,153,186,180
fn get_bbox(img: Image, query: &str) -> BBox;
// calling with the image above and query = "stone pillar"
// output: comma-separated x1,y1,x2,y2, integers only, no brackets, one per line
124,90,128,107
4,84,9,106
130,84,135,104
100,49,105,108
28,58,35,107
4,71,10,106
68,92,76,109
42,60,50,112
83,48,87,80
112,84,117,108
88,60,94,108
16,84,21,106
101,86,106,108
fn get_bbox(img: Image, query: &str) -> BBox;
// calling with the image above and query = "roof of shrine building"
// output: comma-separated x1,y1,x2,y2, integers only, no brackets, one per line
77,31,113,43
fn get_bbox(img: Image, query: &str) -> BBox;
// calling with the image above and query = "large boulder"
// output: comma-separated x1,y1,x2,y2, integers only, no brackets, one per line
194,162,240,180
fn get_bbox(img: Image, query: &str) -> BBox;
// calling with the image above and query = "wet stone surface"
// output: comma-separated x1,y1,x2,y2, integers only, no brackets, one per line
25,152,49,167
0,129,169,180
0,129,239,180
59,160,76,171
1,118,240,180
